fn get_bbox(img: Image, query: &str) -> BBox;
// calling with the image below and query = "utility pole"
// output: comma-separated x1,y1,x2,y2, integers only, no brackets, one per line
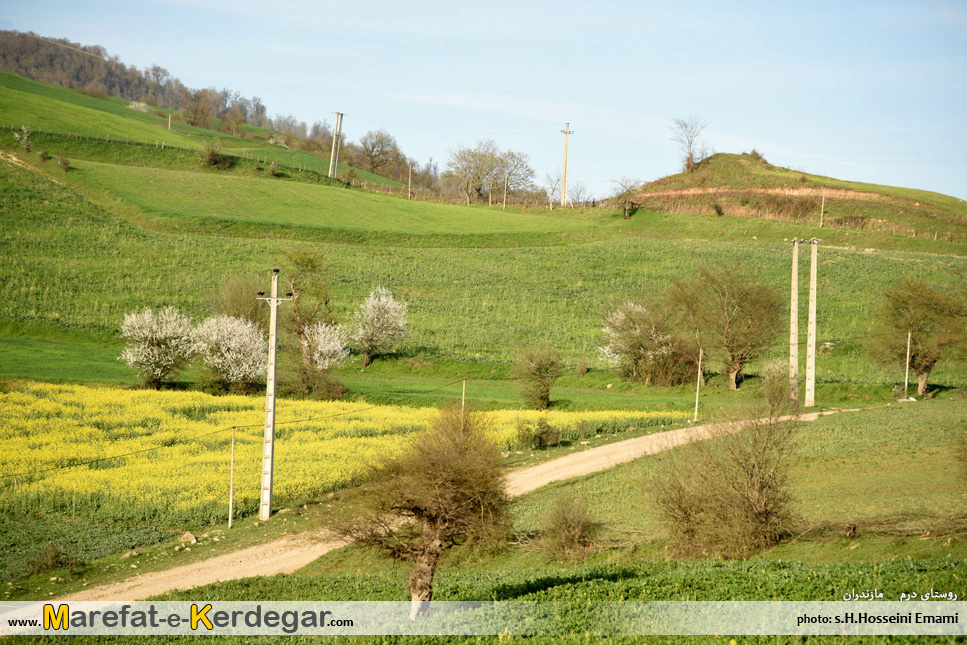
256,270,291,521
903,329,912,399
328,112,344,179
560,123,573,208
804,239,820,407
693,345,703,423
789,239,800,404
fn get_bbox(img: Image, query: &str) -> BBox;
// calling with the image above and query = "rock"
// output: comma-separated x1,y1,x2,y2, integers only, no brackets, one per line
121,550,138,559
254,521,260,527
580,441,590,445
327,492,336,500
179,531,196,543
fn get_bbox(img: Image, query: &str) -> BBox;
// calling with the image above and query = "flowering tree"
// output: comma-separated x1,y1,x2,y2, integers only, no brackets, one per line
350,287,408,369
304,321,350,370
119,307,194,388
192,315,268,391
599,300,673,384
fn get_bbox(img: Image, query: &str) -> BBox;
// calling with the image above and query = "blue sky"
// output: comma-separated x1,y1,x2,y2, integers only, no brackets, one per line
4,0,966,199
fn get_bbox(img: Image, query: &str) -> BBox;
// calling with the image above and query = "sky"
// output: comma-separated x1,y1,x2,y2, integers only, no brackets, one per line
4,0,966,199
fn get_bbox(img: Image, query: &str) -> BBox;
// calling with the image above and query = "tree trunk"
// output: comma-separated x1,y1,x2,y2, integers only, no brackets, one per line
728,366,741,390
916,369,931,395
408,532,443,620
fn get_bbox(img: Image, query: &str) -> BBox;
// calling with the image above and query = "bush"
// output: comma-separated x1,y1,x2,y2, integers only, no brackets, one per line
57,156,70,174
197,138,229,168
649,407,797,557
516,417,561,450
514,348,564,410
191,315,268,393
119,306,193,388
599,300,697,386
13,125,32,152
575,359,589,378
540,494,600,561
38,150,50,163
28,543,80,575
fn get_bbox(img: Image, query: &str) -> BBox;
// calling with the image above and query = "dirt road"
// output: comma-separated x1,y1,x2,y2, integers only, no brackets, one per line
63,409,840,601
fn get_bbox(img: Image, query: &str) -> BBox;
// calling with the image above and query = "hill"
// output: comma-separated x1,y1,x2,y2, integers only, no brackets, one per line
632,151,967,243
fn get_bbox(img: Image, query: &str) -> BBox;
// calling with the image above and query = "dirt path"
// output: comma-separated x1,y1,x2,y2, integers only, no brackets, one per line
63,409,844,601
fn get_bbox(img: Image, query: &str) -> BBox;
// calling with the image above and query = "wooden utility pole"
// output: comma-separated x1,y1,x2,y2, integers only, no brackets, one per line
819,189,826,228
408,164,412,199
328,112,344,178
560,123,573,208
257,270,291,521
804,239,820,407
789,239,800,404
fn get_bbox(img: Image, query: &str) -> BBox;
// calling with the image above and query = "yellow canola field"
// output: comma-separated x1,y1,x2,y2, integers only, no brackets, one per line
0,383,685,527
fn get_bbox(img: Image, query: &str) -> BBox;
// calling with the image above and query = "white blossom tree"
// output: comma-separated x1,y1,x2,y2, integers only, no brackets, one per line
119,306,194,388
350,287,408,369
192,315,268,390
599,300,673,383
304,321,350,370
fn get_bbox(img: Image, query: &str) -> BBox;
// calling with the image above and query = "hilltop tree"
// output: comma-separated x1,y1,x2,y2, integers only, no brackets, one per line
445,140,500,205
334,407,508,620
670,116,709,172
668,266,783,390
870,278,967,395
497,150,535,210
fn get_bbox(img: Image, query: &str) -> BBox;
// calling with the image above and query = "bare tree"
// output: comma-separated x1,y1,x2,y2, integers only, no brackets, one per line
498,150,535,210
445,140,499,205
568,181,591,207
610,175,643,197
543,168,562,211
334,407,508,620
670,116,708,172
358,129,399,173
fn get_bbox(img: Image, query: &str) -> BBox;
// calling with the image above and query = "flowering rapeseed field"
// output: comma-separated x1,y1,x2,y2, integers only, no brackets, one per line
0,383,685,527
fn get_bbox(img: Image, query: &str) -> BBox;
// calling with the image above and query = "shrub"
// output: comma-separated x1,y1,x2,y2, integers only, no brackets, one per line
28,543,80,575
600,300,696,386
191,315,268,393
649,410,797,558
540,493,600,561
38,150,50,163
13,125,32,152
197,138,228,168
514,348,564,410
119,306,193,388
57,156,70,174
350,287,408,369
516,417,561,450
575,359,589,378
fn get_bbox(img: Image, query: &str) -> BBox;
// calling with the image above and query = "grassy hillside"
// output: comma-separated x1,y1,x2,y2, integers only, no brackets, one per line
635,152,967,242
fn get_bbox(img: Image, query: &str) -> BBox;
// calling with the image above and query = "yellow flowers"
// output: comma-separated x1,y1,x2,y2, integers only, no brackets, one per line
0,383,685,526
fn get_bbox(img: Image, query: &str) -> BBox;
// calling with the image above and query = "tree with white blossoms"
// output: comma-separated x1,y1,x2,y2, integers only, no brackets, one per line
192,315,268,392
351,287,408,369
119,306,194,388
304,321,350,370
599,300,674,384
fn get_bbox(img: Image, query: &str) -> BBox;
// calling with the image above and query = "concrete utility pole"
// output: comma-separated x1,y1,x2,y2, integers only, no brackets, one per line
257,269,291,521
560,123,573,208
328,112,344,179
789,239,800,404
804,239,820,407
